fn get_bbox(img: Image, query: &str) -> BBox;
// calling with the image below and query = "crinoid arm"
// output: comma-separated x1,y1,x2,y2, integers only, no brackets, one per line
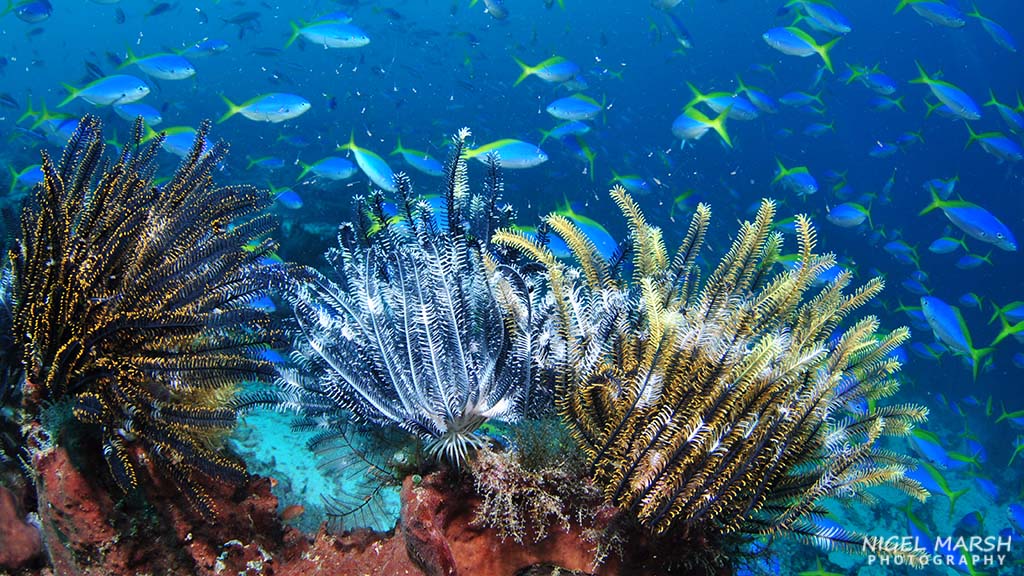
11,115,283,519
264,127,534,472
494,189,928,553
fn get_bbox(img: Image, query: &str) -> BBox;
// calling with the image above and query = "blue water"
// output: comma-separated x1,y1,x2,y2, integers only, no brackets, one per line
2,1,1023,574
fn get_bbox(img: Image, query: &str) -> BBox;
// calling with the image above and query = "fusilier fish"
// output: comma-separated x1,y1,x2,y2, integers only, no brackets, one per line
464,139,548,169
59,75,150,107
219,93,311,123
920,189,1017,251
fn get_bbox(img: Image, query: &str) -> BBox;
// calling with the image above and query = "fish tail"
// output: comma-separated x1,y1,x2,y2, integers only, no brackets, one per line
947,487,971,519
390,136,403,156
988,301,1005,325
966,2,983,19
970,347,994,380
1010,445,1022,466
990,313,1022,347
918,187,943,216
295,161,312,182
57,83,80,108
843,62,861,84
734,73,747,93
685,82,705,108
708,107,732,148
7,165,19,197
285,21,301,49
909,60,929,85
964,121,981,150
537,128,551,145
997,402,1013,424
513,57,532,87
1015,91,1024,113
584,143,596,182
17,95,36,124
217,94,240,123
984,88,1000,108
894,0,912,14
772,157,787,184
894,96,906,112
816,37,840,73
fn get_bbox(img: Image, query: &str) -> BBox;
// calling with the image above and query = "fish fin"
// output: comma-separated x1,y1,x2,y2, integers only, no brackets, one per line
964,122,980,150
336,130,357,154
513,57,532,87
217,94,240,123
17,95,36,124
843,63,862,84
816,37,840,73
918,187,943,216
969,347,994,381
990,313,1023,347
285,21,302,49
120,48,136,69
947,487,971,519
684,82,705,109
987,301,1005,325
707,107,732,147
893,0,913,14
295,161,312,182
390,136,403,156
771,157,787,184
984,88,1000,108
909,60,930,85
537,127,551,145
7,165,19,197
57,83,80,108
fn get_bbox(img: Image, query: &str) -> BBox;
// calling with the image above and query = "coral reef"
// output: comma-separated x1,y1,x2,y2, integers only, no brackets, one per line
494,188,929,552
10,115,282,520
1,119,932,575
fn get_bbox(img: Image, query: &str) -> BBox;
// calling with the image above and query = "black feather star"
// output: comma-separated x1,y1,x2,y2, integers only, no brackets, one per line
268,127,533,469
0,261,24,469
10,115,283,519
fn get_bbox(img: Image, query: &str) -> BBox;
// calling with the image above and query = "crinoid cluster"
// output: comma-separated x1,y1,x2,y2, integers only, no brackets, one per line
10,116,281,519
494,187,929,550
0,260,24,468
267,127,533,469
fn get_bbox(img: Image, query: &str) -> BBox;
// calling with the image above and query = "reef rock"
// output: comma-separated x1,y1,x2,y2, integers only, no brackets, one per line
0,484,42,570
401,472,616,576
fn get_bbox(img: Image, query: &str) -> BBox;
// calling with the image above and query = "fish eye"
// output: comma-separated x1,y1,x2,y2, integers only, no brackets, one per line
997,233,1005,238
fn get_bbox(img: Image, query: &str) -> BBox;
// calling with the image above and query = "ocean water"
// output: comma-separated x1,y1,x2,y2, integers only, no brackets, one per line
1,1,1022,574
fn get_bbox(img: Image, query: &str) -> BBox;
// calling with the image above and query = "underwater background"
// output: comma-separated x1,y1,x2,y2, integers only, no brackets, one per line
1,0,1022,575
